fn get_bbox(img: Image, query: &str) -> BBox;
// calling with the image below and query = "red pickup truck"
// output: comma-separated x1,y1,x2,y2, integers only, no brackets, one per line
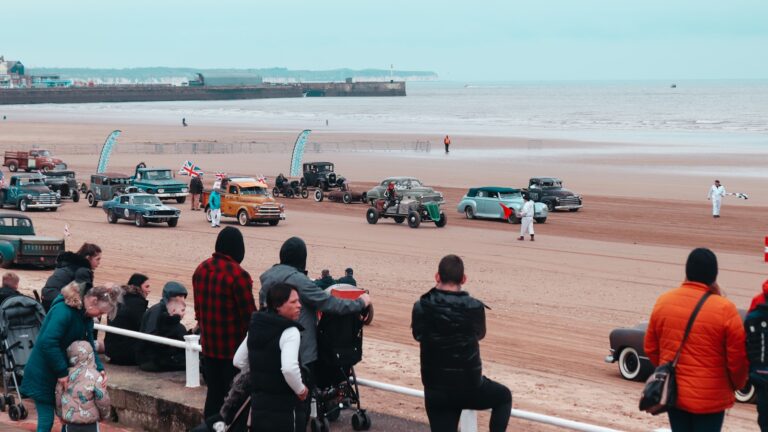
4,150,66,173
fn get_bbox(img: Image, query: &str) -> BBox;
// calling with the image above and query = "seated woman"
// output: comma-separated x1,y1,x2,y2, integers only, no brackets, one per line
104,274,150,365
137,283,189,372
248,283,308,432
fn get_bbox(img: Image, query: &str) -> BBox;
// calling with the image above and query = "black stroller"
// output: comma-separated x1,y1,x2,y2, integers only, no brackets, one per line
0,295,46,421
190,368,251,432
272,174,308,199
310,285,372,432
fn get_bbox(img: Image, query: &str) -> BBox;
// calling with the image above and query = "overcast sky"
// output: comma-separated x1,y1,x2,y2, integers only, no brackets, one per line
3,0,766,81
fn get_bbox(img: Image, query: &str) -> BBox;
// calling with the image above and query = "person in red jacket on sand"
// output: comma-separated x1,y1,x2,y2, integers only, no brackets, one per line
748,280,768,313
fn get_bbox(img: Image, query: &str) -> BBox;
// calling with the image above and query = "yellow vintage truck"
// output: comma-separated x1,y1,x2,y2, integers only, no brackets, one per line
201,177,285,226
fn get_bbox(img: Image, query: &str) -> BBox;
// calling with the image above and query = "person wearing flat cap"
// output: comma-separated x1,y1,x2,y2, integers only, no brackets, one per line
193,226,257,418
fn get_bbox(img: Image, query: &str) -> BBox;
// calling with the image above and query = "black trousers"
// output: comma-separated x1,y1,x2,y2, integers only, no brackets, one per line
667,407,724,432
203,356,239,418
757,386,768,432
424,377,512,432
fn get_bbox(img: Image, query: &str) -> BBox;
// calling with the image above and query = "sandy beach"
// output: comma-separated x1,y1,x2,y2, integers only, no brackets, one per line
1,116,766,431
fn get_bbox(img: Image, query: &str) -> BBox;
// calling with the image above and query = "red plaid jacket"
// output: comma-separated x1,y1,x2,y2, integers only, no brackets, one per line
193,252,256,359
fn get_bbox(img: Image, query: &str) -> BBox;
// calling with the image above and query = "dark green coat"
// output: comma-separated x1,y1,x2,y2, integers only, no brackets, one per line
20,294,103,404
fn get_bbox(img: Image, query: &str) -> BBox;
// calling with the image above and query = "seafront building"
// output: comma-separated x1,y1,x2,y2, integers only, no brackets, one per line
0,55,72,88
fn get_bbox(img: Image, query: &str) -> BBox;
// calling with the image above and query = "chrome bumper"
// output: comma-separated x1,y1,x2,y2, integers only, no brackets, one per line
27,202,62,209
153,192,187,198
555,204,582,210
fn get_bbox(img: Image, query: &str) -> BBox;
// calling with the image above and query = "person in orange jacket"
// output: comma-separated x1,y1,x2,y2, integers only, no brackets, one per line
644,248,748,432
444,135,451,153
748,279,768,313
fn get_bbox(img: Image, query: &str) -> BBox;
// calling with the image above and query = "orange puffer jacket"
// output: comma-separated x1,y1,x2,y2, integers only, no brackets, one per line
644,282,748,414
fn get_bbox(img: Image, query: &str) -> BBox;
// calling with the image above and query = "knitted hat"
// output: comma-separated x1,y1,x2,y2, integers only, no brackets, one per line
215,226,245,264
685,248,718,286
280,237,307,272
162,281,188,302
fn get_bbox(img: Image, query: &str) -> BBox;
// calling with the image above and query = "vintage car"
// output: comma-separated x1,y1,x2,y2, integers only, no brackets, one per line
300,162,346,192
0,174,61,212
85,173,132,207
0,213,65,269
273,174,308,199
102,193,181,227
365,177,444,206
131,163,189,203
526,177,583,211
366,198,447,228
606,311,756,403
313,181,367,204
201,177,285,226
457,187,548,224
42,170,80,202
4,149,66,173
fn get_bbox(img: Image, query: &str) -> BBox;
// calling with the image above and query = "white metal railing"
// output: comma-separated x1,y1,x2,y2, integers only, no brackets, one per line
94,324,639,432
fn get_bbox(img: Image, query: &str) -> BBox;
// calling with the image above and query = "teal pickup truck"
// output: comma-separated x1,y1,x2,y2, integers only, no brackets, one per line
0,173,62,212
0,213,65,268
131,163,189,204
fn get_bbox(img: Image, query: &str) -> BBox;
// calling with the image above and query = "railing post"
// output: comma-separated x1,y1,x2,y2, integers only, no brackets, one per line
459,410,477,432
184,334,201,388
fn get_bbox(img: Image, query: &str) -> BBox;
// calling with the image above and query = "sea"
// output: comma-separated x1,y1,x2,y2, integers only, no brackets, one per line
4,80,767,147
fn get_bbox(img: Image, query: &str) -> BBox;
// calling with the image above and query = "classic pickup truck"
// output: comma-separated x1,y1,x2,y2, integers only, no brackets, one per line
0,174,61,212
0,213,65,269
201,177,285,226
4,149,67,173
130,163,189,203
525,177,583,212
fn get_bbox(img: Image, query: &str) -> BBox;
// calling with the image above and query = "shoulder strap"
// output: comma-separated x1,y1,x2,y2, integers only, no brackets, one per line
672,292,711,366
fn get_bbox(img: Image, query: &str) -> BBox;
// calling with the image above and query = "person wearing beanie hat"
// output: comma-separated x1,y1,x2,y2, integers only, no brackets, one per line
134,281,189,369
104,274,151,365
193,227,256,418
645,248,747,430
747,279,768,313
260,236,371,372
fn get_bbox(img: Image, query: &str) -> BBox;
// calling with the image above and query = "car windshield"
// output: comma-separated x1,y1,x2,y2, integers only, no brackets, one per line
315,164,333,172
108,178,129,185
37,150,51,157
143,170,172,180
48,172,74,179
240,186,266,196
132,195,162,205
18,178,44,186
499,191,522,199
538,179,562,188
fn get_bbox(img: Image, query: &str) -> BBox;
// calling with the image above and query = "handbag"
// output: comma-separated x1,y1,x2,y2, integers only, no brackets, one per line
639,292,711,415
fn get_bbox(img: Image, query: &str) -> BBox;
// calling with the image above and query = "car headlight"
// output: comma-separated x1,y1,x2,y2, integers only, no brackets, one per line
157,189,165,193
26,194,33,200
55,191,61,198
182,188,188,193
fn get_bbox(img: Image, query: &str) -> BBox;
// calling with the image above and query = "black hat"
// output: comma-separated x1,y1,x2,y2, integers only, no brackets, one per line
685,248,718,286
162,281,188,302
215,226,245,264
280,237,307,272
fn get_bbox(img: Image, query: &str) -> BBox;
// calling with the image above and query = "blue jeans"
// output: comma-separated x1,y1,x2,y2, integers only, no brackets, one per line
667,407,724,432
34,400,55,432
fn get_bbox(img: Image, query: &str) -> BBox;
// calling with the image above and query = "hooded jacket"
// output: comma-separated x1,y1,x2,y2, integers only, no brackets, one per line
748,279,768,313
260,237,364,365
136,282,188,364
105,284,148,365
411,287,487,390
21,284,103,405
41,252,93,311
644,281,748,414
55,341,111,424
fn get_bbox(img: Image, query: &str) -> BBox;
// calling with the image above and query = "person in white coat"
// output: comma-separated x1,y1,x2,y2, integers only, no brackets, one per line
518,193,535,241
707,179,726,218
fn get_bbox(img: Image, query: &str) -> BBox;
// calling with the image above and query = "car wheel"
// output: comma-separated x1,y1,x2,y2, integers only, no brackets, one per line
407,211,421,228
205,207,212,222
435,212,447,227
19,199,28,212
736,382,757,404
238,210,249,226
569,208,580,212
393,216,405,224
87,192,98,207
343,192,352,204
7,162,17,172
314,190,324,202
176,196,186,204
366,208,379,224
72,191,80,203
618,347,642,381
268,219,279,226
167,218,179,227
42,165,50,173
300,188,309,199
272,187,280,197
107,211,118,224
464,206,474,219
135,215,147,227
0,253,12,269
535,217,547,223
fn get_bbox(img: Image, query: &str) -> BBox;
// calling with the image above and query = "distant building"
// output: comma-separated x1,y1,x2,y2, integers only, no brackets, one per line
0,55,26,88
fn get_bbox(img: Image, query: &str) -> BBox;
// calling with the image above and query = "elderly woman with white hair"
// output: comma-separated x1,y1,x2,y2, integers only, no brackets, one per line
21,282,122,432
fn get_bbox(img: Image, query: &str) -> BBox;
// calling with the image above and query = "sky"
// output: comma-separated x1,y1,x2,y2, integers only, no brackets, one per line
2,0,767,81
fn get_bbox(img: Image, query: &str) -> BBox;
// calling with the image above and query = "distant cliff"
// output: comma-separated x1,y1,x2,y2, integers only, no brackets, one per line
26,67,437,85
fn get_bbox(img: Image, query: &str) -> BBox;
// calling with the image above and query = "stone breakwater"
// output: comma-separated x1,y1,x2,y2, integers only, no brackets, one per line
0,81,406,105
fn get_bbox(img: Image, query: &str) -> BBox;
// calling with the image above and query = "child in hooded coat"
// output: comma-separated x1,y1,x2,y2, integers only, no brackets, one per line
55,340,111,432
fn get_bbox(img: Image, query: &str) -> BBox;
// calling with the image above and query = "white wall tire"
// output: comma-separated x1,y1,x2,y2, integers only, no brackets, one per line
618,347,642,381
735,382,756,403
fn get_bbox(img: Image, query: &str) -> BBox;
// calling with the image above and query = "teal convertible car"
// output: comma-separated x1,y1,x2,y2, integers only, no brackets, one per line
456,187,548,223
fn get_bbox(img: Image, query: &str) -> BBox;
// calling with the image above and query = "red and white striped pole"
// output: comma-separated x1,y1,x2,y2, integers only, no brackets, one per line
765,236,768,262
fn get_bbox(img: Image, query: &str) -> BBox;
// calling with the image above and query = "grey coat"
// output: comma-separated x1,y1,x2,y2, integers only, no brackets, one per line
259,264,365,365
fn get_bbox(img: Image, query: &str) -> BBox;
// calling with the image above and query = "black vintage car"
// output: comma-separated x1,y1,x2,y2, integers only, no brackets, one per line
606,311,756,403
300,162,346,192
85,173,131,207
42,170,80,202
526,177,583,212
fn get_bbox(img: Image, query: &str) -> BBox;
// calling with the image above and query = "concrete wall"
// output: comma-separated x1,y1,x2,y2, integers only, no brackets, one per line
0,81,406,105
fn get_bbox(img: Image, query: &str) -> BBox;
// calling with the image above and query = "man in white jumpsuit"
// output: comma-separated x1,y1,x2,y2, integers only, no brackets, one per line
518,194,535,241
707,179,726,218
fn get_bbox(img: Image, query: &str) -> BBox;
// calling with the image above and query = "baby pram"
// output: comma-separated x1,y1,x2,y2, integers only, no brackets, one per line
190,368,251,432
310,284,371,432
0,295,46,421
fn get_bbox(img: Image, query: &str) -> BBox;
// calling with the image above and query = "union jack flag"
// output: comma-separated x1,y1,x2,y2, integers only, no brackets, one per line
215,172,227,180
179,160,203,177
256,175,267,183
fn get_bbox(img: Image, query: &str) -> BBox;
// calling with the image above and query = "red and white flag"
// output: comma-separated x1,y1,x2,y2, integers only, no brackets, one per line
215,172,227,180
64,224,71,238
179,160,203,177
